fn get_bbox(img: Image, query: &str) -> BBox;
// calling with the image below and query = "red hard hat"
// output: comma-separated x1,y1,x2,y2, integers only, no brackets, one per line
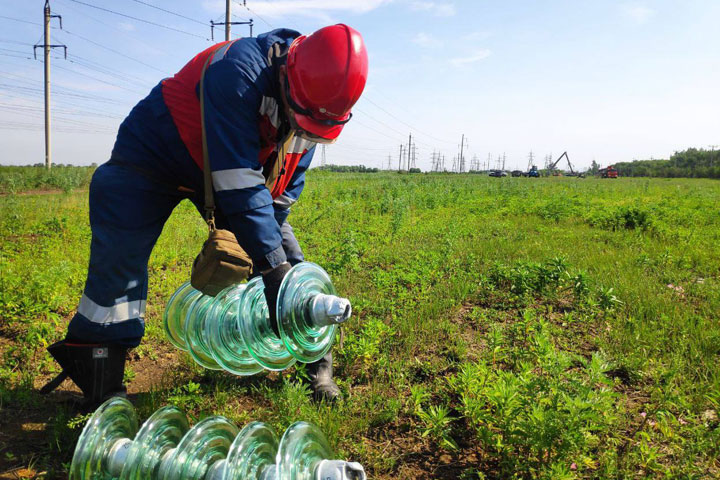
286,24,368,141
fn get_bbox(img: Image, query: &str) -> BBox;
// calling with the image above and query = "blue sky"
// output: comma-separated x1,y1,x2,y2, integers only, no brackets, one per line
1,0,719,171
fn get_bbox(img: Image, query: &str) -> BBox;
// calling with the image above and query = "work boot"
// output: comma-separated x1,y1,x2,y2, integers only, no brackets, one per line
306,352,342,403
40,340,128,411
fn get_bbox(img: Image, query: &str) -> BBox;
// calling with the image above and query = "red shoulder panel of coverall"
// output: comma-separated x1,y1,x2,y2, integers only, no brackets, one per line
161,42,229,170
162,41,307,199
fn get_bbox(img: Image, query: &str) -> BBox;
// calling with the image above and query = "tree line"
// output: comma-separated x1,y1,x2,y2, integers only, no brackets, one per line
613,148,720,178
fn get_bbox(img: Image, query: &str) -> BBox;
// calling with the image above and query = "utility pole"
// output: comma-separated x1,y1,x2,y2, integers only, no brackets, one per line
34,1,66,170
225,0,231,40
458,134,466,173
502,152,506,171
320,144,326,166
211,0,253,40
398,144,404,172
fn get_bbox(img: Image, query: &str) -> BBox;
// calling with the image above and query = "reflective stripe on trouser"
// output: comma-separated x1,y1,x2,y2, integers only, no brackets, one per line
67,161,185,347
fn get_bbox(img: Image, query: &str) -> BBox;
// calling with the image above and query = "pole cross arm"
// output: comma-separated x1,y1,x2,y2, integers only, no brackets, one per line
210,19,254,40
33,44,67,60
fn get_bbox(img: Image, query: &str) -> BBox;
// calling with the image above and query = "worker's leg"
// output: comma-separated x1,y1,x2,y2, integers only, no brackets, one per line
44,161,183,406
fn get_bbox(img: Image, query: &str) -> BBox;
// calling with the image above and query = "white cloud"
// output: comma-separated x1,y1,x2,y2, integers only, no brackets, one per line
449,49,491,67
118,22,136,32
621,4,656,25
203,0,390,21
411,32,440,48
410,1,456,17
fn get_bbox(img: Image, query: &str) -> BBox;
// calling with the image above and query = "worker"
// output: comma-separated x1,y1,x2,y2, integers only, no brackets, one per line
40,25,368,409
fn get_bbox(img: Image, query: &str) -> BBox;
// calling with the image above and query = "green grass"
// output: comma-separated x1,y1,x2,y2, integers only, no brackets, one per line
0,166,95,194
1,171,719,478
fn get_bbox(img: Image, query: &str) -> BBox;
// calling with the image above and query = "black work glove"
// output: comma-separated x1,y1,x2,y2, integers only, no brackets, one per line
262,262,292,337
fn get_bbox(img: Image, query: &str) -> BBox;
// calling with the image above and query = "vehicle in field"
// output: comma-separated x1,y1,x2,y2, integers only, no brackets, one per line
600,165,619,178
489,169,507,177
511,170,524,177
527,165,539,177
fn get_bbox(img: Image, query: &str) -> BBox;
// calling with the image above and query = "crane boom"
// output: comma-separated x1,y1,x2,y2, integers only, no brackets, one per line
549,151,574,173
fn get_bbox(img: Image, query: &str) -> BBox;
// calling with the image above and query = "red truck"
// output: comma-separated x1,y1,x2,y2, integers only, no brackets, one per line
600,165,619,178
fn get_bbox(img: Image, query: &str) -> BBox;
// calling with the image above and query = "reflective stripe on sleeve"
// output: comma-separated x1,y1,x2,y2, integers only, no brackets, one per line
77,294,146,324
212,168,265,191
273,193,296,209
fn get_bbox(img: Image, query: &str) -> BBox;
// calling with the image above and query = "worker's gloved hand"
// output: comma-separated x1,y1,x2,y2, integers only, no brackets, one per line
262,262,292,337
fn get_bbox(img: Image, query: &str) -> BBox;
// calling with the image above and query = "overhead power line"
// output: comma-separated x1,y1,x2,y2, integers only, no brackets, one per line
362,94,456,145
236,1,274,30
0,15,43,27
127,0,208,26
68,0,210,40
59,28,167,73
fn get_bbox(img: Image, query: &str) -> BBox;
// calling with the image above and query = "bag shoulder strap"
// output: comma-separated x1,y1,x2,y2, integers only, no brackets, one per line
199,40,238,231
265,130,295,194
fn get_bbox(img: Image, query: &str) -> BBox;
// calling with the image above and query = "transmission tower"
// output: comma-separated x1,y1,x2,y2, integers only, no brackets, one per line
320,144,326,166
458,134,467,173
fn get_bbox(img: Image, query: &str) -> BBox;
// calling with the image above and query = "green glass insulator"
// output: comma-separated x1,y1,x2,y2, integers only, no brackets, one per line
206,284,263,376
118,406,189,480
276,421,332,480
239,277,296,371
278,263,352,363
164,282,202,351
219,422,279,480
157,416,238,480
70,397,138,480
276,421,366,480
184,294,223,370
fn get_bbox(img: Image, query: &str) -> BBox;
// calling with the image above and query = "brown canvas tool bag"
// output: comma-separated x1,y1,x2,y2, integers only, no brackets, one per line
190,41,253,296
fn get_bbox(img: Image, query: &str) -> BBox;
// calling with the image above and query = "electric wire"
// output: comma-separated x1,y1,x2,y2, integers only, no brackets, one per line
54,0,176,59
51,61,147,95
68,0,210,40
0,15,43,27
236,1,274,30
361,94,456,145
0,52,33,60
59,28,167,74
127,0,208,26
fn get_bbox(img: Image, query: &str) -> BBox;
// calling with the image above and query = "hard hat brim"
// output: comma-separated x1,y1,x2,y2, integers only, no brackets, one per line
291,110,348,141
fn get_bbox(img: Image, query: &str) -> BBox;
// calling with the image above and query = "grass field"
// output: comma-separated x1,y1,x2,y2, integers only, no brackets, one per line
1,170,719,479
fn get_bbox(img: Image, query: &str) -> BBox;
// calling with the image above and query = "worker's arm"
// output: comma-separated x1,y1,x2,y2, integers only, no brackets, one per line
202,58,285,272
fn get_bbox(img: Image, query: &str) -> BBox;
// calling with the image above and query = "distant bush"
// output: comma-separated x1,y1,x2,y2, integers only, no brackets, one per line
586,205,654,232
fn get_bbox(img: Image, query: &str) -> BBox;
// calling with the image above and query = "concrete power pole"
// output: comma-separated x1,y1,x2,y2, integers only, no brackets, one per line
34,1,66,170
211,1,252,40
225,0,231,40
398,144,404,172
459,134,466,173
